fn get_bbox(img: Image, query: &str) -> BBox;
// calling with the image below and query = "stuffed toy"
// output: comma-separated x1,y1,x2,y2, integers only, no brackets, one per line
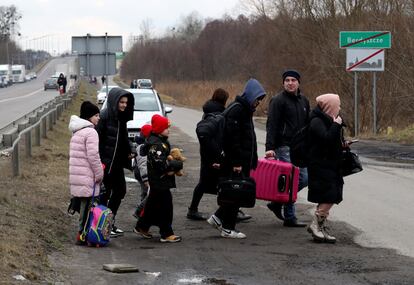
167,148,186,176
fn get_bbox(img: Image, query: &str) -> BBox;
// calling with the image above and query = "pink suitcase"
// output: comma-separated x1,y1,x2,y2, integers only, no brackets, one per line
250,158,299,203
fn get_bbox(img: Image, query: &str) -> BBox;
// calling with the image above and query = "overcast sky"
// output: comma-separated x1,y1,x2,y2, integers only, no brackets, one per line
3,0,245,54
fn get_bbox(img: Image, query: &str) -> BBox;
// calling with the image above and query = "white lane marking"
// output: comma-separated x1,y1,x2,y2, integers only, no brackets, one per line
0,88,44,103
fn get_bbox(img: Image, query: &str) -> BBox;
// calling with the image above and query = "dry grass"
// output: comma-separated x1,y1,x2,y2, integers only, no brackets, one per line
0,81,98,282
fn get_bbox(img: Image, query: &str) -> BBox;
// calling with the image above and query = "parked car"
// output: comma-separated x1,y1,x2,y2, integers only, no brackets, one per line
44,78,58,90
97,85,117,104
137,79,153,89
101,87,172,140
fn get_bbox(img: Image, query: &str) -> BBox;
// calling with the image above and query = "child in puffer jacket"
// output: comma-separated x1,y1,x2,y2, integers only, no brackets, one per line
132,124,152,219
68,101,104,245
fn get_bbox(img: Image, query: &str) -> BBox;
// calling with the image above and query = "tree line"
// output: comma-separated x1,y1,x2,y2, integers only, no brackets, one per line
121,0,414,134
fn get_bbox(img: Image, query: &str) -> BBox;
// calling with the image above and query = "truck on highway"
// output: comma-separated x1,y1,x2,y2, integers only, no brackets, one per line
0,64,13,87
11,65,26,83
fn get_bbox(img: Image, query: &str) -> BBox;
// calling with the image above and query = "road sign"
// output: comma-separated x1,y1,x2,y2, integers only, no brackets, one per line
71,34,122,76
340,31,391,49
346,49,384,72
72,36,122,54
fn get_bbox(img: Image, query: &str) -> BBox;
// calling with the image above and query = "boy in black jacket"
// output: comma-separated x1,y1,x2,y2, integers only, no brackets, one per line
134,115,183,243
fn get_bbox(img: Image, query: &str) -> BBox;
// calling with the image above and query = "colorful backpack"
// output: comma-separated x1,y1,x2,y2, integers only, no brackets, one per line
81,185,113,247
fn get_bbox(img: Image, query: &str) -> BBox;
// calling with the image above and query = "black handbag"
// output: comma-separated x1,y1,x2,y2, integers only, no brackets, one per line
342,149,363,177
217,173,256,208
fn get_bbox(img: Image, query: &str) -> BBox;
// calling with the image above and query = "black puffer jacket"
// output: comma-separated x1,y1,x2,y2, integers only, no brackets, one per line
266,90,310,150
143,133,182,189
307,106,344,204
97,88,135,172
202,99,225,119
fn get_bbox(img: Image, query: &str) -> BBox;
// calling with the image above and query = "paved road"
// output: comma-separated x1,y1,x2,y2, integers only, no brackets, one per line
168,105,414,258
53,122,414,284
0,57,77,130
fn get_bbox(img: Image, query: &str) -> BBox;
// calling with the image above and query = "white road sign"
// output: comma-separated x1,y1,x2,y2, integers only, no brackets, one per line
346,49,385,72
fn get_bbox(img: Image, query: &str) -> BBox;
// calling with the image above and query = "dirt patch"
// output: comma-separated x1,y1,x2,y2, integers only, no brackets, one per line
0,81,97,283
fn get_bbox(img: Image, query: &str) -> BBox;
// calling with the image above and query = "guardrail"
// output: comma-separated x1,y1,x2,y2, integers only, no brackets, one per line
0,85,78,176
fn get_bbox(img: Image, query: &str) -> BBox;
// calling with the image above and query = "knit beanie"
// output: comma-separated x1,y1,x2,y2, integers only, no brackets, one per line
80,101,100,120
140,124,152,138
151,114,170,134
282,69,301,83
316,94,341,119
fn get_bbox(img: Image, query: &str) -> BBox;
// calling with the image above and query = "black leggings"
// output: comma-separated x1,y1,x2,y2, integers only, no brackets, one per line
101,167,126,217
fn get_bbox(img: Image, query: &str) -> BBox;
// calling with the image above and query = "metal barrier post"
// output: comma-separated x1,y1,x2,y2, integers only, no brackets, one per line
48,113,53,131
42,117,47,138
12,142,19,176
35,124,41,146
25,131,32,157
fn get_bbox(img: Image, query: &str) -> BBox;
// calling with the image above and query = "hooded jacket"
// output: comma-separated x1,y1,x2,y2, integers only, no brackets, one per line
202,99,225,119
68,115,103,197
96,87,135,172
266,89,310,150
222,79,266,174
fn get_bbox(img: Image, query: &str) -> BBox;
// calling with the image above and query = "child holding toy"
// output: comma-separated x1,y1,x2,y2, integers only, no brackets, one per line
134,115,183,243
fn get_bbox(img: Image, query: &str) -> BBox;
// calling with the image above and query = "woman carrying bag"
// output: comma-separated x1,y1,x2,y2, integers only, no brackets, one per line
306,93,348,244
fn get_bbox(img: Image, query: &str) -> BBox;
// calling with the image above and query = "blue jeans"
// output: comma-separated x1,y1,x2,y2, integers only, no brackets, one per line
275,146,308,221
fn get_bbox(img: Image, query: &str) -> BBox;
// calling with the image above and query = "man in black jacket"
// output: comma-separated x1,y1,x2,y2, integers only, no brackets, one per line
265,70,310,227
97,87,135,236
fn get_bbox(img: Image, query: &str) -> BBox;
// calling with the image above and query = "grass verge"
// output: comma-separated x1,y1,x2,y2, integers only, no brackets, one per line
0,81,98,282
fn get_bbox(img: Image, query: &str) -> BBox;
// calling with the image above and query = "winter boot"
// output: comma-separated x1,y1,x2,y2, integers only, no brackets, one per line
307,214,325,242
321,219,336,244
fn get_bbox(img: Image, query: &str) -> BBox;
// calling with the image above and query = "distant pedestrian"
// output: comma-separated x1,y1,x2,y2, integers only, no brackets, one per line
265,69,310,227
132,124,152,219
57,73,67,93
96,88,135,237
207,78,266,239
307,94,345,243
101,75,106,85
134,115,183,243
68,101,103,245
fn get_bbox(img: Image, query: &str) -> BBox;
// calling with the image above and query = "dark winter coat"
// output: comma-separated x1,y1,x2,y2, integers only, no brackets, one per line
266,89,310,150
222,79,265,175
96,87,135,173
143,133,183,190
307,106,344,204
197,99,226,186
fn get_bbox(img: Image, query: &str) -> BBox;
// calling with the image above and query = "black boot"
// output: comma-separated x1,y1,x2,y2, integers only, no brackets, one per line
187,208,208,221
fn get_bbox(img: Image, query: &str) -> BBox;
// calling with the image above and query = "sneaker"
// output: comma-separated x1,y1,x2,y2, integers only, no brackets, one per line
133,227,153,239
207,214,222,231
187,209,208,221
221,228,246,239
160,235,182,243
236,210,252,222
111,226,124,237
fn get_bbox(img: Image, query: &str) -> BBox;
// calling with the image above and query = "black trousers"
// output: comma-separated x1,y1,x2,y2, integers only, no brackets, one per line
136,187,174,239
189,164,220,211
101,167,126,217
214,166,250,230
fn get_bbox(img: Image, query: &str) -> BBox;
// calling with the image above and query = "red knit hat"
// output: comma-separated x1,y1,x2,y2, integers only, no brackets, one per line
151,114,170,134
140,124,152,138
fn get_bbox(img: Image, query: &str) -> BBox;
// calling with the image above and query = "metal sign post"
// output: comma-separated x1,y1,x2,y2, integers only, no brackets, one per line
373,72,377,134
354,72,358,137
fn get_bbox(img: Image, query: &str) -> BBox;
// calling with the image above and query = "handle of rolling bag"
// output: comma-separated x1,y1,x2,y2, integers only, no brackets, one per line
217,171,256,208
